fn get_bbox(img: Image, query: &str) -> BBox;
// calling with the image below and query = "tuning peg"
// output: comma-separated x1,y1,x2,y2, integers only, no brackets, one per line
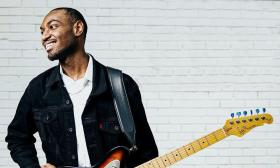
262,108,266,113
231,113,234,118
243,111,247,116
250,110,253,115
256,108,260,114
237,112,241,117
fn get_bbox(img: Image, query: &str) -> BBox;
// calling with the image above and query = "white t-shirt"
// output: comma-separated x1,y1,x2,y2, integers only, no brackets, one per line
60,56,93,166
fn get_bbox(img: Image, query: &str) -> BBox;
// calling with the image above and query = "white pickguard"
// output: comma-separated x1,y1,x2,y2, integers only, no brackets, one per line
103,160,120,168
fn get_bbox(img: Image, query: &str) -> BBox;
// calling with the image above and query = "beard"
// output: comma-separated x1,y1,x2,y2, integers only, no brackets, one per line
48,39,78,62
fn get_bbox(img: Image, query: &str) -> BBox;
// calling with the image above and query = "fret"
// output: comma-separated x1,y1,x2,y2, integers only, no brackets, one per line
155,156,165,168
141,165,148,168
140,164,148,168
221,128,227,136
213,130,220,141
146,161,155,168
214,129,225,141
184,144,195,155
152,159,161,168
178,147,188,158
205,133,217,145
160,154,171,167
171,150,182,161
191,141,201,152
219,129,227,139
198,137,209,148
167,153,176,164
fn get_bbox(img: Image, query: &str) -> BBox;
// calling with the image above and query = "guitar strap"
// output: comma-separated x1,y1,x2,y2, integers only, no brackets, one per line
106,67,137,152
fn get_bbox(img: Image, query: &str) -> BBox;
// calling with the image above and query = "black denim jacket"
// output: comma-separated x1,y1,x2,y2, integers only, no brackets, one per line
5,57,158,168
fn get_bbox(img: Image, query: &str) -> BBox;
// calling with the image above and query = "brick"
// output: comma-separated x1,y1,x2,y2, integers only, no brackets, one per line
123,1,167,9
0,25,10,32
110,41,134,50
172,100,219,108
72,0,98,7
159,91,209,99
0,100,18,108
0,0,21,7
110,9,135,17
22,49,46,58
0,92,8,99
0,32,39,41
10,24,35,32
258,92,280,99
0,8,34,16
147,100,171,108
21,0,47,7
47,0,73,7
0,59,9,66
85,8,110,16
148,116,169,124
230,156,254,164
21,16,43,24
0,16,21,24
9,91,24,100
157,124,181,132
33,7,52,16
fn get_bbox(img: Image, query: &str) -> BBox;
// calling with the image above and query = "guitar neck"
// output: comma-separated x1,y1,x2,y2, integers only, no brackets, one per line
136,128,229,168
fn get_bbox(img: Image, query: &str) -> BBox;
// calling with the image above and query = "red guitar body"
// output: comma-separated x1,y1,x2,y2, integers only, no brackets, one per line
58,146,129,168
97,147,126,168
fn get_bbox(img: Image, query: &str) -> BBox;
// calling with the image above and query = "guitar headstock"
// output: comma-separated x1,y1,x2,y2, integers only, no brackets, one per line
223,108,273,137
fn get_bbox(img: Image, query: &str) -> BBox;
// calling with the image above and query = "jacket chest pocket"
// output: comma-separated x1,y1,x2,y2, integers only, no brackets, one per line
98,118,126,148
33,106,61,143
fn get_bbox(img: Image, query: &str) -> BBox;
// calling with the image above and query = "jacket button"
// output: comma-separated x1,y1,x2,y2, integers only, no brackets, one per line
71,154,76,160
65,100,70,104
46,115,50,121
114,125,119,131
68,128,73,132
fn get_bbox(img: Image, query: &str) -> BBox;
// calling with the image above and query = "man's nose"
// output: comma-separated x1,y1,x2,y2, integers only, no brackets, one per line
41,29,51,43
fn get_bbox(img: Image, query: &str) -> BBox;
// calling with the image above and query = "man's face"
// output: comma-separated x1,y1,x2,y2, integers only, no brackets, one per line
40,10,77,61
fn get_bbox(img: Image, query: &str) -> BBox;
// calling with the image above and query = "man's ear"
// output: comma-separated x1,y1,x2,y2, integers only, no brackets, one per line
73,20,84,37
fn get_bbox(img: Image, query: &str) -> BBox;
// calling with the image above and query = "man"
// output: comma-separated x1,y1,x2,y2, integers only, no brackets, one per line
5,7,158,168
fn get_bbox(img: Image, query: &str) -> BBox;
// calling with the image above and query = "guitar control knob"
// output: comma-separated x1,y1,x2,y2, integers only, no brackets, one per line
243,111,247,116
237,112,241,117
262,108,266,113
256,108,260,114
230,113,234,125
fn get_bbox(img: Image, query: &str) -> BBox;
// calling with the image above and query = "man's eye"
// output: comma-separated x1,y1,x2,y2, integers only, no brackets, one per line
50,24,58,29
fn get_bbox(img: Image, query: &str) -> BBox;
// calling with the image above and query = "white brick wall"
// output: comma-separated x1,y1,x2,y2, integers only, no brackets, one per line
1,0,280,167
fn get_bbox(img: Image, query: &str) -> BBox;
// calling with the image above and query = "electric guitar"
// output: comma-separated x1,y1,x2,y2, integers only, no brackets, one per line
59,108,273,168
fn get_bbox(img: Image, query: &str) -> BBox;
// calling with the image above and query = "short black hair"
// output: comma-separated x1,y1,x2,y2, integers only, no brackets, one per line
51,7,88,40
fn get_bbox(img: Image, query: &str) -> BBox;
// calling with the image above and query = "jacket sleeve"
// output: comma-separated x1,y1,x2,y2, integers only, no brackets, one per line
5,84,40,168
123,74,158,167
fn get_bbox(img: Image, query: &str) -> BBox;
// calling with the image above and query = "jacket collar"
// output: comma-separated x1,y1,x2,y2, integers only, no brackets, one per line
46,55,107,97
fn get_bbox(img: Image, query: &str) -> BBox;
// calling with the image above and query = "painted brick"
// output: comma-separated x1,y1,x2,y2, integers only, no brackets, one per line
0,0,280,167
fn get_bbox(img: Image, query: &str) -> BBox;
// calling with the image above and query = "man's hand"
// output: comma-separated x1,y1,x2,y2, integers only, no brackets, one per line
41,163,56,168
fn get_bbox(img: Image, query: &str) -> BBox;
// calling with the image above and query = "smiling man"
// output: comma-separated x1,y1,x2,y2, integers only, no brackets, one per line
5,7,158,168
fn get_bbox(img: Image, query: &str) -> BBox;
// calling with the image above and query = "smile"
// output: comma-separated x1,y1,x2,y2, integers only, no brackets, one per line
45,41,56,51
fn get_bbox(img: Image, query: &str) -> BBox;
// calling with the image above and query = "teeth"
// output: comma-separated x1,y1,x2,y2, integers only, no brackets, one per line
46,42,55,50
